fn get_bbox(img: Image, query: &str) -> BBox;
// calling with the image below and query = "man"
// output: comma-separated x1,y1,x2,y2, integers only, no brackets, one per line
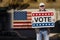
35,3,49,40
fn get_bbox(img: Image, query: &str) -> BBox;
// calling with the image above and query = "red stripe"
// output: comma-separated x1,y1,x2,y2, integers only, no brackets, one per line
13,27,32,30
27,12,31,14
13,25,32,27
13,26,32,28
13,22,31,24
27,12,32,20
27,15,32,17
13,22,31,26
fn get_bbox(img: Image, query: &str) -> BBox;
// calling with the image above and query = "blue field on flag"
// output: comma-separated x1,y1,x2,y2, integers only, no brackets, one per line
14,11,27,20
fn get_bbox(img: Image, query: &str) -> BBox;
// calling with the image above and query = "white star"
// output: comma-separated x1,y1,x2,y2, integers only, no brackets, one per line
36,14,38,16
32,24,35,26
39,24,41,26
51,23,54,25
42,14,44,15
39,14,41,15
36,24,38,26
33,14,34,16
48,14,50,15
42,24,44,26
45,24,47,25
48,23,50,25
45,13,47,15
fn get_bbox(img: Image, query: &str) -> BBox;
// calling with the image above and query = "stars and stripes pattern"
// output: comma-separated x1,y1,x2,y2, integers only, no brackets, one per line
13,11,32,28
12,11,55,28
32,12,54,16
32,12,55,27
32,23,54,27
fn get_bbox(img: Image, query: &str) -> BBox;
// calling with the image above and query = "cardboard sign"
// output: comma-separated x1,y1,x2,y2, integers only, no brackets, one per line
32,11,55,28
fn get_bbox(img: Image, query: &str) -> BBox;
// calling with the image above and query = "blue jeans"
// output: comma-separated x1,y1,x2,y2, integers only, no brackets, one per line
39,30,49,40
36,29,49,40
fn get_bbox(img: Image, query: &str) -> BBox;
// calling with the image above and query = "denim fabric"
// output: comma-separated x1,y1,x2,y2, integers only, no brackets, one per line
36,29,49,40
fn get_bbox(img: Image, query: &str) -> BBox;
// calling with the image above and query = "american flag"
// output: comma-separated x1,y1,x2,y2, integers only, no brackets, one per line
12,11,32,28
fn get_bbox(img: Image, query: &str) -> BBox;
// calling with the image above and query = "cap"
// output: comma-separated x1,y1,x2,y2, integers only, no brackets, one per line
39,3,45,6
